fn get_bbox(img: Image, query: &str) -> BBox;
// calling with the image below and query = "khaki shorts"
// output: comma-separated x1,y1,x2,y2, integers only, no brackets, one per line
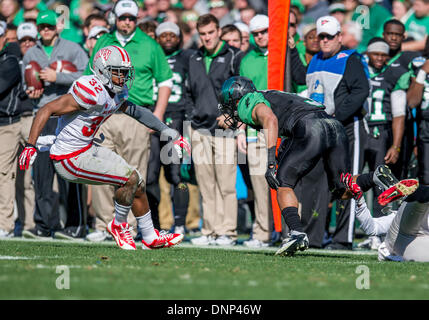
53,144,138,187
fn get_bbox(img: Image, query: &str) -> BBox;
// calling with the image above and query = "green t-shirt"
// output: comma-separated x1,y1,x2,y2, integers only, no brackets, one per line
42,44,54,58
13,1,48,26
203,41,225,74
404,13,429,41
239,47,268,90
85,29,172,106
237,92,271,126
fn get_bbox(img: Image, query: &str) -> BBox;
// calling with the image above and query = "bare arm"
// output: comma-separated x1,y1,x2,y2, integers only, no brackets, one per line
401,35,427,52
153,85,172,121
27,94,82,146
385,115,405,164
407,60,429,108
252,103,278,149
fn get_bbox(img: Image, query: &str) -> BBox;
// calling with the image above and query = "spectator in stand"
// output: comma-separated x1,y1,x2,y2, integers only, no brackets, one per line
143,0,159,22
85,25,109,57
0,0,19,24
239,6,256,26
22,10,89,239
157,0,172,22
403,0,429,41
178,20,199,50
329,2,347,25
15,22,37,237
342,0,359,23
301,0,329,26
5,22,17,43
209,0,234,27
392,0,413,22
221,24,242,49
0,23,24,238
13,0,47,26
231,0,249,22
181,0,209,16
341,21,362,49
82,14,109,44
234,22,251,52
139,20,158,39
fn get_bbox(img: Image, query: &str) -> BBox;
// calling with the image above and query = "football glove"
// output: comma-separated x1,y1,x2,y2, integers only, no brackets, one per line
19,143,37,170
173,135,191,159
265,165,280,190
341,172,363,201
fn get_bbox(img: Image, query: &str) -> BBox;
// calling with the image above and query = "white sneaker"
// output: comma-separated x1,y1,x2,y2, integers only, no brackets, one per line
215,235,236,246
86,230,110,242
0,229,12,238
191,235,216,245
243,238,269,248
174,225,186,235
358,235,382,250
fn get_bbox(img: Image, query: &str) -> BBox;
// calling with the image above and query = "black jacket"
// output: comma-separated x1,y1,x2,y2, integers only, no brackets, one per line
290,46,369,126
187,42,243,135
0,42,23,125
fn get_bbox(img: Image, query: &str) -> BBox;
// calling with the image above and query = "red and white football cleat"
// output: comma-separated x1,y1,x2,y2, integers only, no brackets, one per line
141,229,184,250
378,179,419,206
107,219,136,250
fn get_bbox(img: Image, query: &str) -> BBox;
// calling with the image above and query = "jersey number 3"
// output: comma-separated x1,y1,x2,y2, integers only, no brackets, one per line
82,116,104,137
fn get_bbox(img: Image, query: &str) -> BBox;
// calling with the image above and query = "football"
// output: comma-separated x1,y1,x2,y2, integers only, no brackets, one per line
49,60,77,73
24,61,44,91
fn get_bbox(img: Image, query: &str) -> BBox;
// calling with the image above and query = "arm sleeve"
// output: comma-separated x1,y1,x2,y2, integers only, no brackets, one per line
0,57,21,95
124,102,172,133
289,47,307,85
334,55,370,122
355,201,395,236
391,90,406,117
56,45,89,85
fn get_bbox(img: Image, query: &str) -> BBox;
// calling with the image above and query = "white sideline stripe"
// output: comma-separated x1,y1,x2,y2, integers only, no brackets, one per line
0,255,32,260
0,238,378,256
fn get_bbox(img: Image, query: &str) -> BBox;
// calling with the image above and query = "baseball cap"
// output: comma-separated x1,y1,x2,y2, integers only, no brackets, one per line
302,23,317,37
88,26,109,39
329,3,346,13
156,21,180,37
249,14,269,32
17,22,38,40
208,0,227,9
115,0,139,18
316,16,341,36
37,10,57,26
234,22,250,34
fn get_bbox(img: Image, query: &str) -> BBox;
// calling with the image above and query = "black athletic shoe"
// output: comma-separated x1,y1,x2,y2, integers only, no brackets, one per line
325,242,353,250
54,227,85,240
22,229,52,239
373,165,399,191
275,233,309,256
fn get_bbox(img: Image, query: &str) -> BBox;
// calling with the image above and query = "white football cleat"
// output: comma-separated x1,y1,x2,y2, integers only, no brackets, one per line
107,219,136,250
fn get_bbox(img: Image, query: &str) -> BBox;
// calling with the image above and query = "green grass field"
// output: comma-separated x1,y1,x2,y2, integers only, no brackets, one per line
1,238,429,300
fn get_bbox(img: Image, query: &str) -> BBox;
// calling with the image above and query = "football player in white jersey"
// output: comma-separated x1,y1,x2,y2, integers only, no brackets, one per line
19,45,191,251
342,166,429,262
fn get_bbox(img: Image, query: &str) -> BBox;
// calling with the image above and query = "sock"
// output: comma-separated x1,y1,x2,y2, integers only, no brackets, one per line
404,185,429,203
136,211,157,243
114,202,131,225
356,172,375,192
281,207,304,233
173,183,189,227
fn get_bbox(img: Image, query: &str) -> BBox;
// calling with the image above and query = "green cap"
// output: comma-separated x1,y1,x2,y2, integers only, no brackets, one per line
36,10,57,26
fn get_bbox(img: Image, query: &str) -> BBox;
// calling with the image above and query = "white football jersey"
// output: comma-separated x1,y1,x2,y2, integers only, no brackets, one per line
50,75,126,160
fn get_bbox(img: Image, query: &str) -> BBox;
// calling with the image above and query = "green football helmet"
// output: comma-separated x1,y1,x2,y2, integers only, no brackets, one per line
218,76,256,129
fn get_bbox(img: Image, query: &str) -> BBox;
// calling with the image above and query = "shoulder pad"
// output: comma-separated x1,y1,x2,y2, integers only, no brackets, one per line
69,76,107,109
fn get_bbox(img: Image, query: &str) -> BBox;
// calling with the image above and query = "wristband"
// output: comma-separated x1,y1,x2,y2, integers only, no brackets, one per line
416,69,427,85
25,142,37,149
392,145,401,153
267,146,276,167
